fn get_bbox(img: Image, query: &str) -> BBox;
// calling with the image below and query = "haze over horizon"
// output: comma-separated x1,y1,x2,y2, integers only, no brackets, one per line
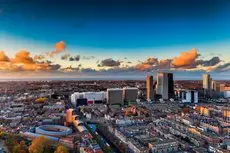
1,0,230,79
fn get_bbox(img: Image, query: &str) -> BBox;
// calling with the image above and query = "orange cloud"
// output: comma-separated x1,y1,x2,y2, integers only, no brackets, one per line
171,48,198,68
135,63,153,71
0,50,60,71
11,50,35,64
134,57,158,71
55,41,66,52
0,62,17,71
12,63,50,71
134,57,172,71
46,41,66,58
0,51,9,62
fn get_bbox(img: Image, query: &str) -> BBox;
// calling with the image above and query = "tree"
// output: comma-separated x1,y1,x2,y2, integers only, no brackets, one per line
5,135,18,153
54,145,69,153
13,141,29,153
28,136,53,153
0,131,6,139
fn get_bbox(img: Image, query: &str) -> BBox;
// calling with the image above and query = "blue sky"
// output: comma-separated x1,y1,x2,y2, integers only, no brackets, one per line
0,0,230,79
1,0,230,49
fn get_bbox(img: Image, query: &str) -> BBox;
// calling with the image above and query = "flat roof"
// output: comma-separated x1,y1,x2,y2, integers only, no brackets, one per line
107,88,123,91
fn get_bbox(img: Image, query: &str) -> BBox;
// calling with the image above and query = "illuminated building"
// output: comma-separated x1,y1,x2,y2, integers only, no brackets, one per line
146,76,154,101
223,110,230,118
66,109,73,123
199,106,210,117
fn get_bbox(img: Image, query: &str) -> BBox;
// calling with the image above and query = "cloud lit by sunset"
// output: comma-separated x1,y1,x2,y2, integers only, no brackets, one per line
0,0,230,79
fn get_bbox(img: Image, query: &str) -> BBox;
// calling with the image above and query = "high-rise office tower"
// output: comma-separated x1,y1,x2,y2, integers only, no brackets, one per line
146,76,154,101
210,78,212,90
203,74,211,90
156,72,174,100
212,80,217,91
211,80,221,92
203,74,212,97
203,74,214,97
181,90,198,103
123,87,138,102
107,88,123,105
211,80,221,97
168,73,174,98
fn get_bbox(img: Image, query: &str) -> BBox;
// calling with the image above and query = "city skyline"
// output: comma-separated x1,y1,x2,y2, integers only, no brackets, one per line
1,0,230,79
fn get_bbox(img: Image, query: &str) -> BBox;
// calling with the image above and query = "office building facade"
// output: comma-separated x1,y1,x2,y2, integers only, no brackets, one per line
107,88,123,105
71,92,106,107
212,80,217,91
123,87,138,102
181,90,198,103
146,76,155,101
168,73,174,98
156,72,174,100
203,74,211,90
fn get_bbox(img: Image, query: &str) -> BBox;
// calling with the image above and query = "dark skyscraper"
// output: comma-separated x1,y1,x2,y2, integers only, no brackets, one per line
168,73,174,99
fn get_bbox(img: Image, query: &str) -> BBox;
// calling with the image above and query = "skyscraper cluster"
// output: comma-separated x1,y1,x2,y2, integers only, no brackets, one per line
156,72,174,100
202,74,221,97
146,72,174,101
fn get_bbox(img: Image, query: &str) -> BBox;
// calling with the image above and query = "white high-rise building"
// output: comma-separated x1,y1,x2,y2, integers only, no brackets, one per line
181,90,198,103
156,72,174,100
71,92,106,106
107,88,123,105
